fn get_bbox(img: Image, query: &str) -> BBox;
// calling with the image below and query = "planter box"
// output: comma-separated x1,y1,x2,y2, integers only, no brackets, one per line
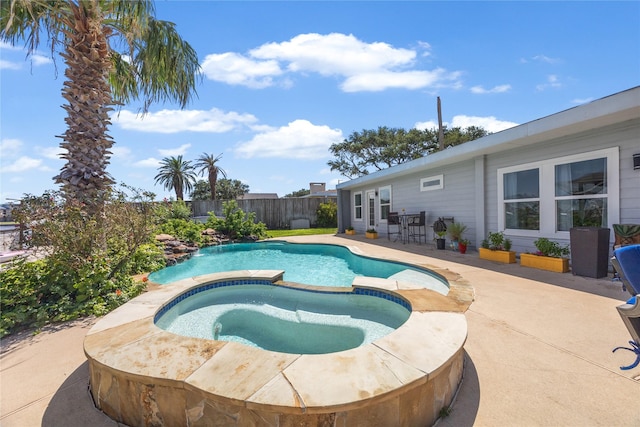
479,247,516,264
520,253,569,273
365,231,378,239
345,229,356,235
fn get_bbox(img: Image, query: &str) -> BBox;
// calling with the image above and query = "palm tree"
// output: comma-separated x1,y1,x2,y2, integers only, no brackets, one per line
1,0,200,212
154,155,197,201
194,153,227,200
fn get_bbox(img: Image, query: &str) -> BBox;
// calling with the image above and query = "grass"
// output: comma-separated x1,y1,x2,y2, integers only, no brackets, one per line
266,228,337,238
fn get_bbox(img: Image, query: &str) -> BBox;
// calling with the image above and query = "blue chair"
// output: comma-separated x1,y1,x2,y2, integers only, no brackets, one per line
611,244,640,370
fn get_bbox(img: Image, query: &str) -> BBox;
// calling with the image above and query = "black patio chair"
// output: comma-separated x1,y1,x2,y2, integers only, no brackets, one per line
407,211,427,245
387,212,402,241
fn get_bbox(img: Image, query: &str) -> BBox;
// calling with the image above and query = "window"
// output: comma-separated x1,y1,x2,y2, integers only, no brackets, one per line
555,158,607,231
503,169,540,230
379,186,391,221
498,148,618,237
354,192,362,220
420,174,444,192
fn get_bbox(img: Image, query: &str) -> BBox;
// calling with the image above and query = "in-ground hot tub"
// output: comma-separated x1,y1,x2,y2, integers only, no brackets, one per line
85,271,468,426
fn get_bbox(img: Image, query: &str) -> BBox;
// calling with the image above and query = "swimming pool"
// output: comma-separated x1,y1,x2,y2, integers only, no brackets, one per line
149,241,449,294
155,283,411,354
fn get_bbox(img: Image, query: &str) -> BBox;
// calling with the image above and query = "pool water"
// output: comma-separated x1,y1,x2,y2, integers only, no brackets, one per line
149,241,448,294
155,284,411,354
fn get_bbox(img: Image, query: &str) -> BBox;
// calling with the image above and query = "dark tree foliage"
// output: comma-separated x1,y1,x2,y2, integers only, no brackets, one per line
284,188,311,198
216,179,249,200
328,126,488,179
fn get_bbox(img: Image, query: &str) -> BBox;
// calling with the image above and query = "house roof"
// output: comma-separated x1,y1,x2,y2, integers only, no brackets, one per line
337,86,640,190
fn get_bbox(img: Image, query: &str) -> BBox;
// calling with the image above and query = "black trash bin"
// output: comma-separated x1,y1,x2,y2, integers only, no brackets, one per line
569,227,610,278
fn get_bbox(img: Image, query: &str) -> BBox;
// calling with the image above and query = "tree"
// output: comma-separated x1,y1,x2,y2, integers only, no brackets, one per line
154,155,197,200
1,0,200,213
284,188,311,198
191,180,211,201
216,179,249,200
194,153,226,200
328,126,488,179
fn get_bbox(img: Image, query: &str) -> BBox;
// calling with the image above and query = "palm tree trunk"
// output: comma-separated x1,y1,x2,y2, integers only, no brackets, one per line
54,2,114,214
209,172,217,200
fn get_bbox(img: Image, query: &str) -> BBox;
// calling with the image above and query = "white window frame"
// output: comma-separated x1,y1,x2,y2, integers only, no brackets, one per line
498,147,619,238
353,191,363,222
420,174,444,192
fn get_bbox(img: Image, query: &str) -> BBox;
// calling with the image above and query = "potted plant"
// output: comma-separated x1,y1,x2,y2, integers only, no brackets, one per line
434,230,447,249
447,222,468,251
345,226,356,235
479,231,515,263
458,238,470,254
365,228,378,239
520,237,570,273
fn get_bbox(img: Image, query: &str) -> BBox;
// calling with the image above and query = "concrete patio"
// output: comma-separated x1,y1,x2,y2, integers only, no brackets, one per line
1,234,639,426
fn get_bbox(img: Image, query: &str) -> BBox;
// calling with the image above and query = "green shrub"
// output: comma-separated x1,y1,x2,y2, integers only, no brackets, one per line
533,237,569,258
2,186,159,337
206,200,267,240
128,243,166,274
481,231,512,251
316,202,337,227
157,218,204,244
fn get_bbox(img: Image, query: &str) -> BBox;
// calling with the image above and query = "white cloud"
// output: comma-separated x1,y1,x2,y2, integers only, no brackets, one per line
112,108,258,133
532,54,561,64
0,138,23,157
342,69,459,93
415,115,518,133
572,97,594,105
158,144,191,157
201,52,282,88
470,84,512,94
449,115,518,133
204,32,462,92
536,74,562,91
31,54,52,66
0,59,21,70
0,156,46,173
134,157,162,168
36,146,65,160
414,120,438,131
109,146,132,159
235,119,343,160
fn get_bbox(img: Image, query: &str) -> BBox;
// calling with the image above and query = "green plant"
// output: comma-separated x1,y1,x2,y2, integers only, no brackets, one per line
435,230,447,238
316,201,338,227
205,200,267,240
447,222,467,241
532,237,570,258
459,238,470,245
346,226,354,231
157,218,204,244
366,228,377,233
482,231,512,251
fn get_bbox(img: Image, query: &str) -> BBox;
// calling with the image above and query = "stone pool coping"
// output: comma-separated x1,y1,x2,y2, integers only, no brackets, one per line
85,270,468,424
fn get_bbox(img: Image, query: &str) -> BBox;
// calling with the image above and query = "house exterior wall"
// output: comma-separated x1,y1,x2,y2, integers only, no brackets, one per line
337,93,639,257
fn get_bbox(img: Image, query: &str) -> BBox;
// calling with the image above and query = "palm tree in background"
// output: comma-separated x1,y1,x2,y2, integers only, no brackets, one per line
154,156,197,201
0,0,200,213
194,153,227,200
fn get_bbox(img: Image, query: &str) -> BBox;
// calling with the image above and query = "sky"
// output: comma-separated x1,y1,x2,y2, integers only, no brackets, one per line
1,1,639,204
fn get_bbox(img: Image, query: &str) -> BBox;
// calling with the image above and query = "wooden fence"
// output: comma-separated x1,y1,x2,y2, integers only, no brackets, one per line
191,198,333,229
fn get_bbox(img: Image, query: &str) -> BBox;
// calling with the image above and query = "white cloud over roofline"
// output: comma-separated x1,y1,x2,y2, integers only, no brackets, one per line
111,108,258,134
415,115,518,133
234,119,343,160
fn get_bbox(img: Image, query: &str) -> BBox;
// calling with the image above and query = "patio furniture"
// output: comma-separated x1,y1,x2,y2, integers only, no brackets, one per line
407,211,427,245
611,244,640,370
387,212,402,242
